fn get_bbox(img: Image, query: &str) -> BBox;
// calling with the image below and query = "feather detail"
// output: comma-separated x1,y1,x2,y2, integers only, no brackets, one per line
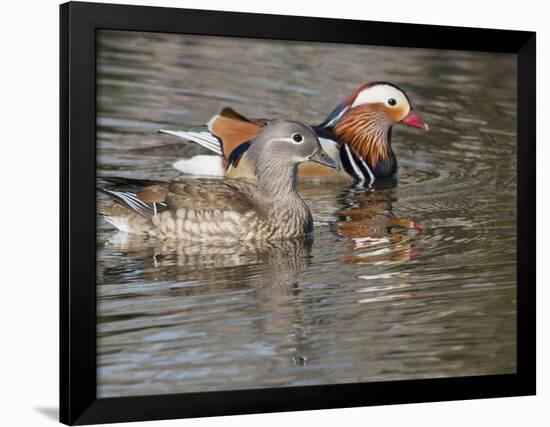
208,109,261,160
100,187,167,218
159,128,223,155
320,82,383,129
319,102,349,128
332,104,391,168
227,141,251,168
160,108,261,162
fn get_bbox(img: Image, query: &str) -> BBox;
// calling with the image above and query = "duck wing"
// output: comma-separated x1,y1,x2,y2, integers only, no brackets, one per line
165,179,256,214
100,181,170,218
100,178,256,219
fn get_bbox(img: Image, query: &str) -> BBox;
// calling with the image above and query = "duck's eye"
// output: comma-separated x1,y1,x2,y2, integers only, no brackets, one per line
388,98,397,106
292,133,304,143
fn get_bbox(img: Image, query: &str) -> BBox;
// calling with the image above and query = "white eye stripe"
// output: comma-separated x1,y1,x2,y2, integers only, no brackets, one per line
351,84,409,110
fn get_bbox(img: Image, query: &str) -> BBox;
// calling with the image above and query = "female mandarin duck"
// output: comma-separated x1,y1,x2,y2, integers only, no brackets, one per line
161,82,428,185
100,120,337,241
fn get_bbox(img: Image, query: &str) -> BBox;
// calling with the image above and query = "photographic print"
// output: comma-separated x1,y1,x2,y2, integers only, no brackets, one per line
96,30,517,398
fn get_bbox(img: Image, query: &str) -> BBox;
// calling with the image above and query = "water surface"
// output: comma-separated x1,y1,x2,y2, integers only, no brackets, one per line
97,31,517,397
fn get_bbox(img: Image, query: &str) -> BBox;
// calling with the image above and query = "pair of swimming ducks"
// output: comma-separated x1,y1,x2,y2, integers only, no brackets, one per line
101,81,428,242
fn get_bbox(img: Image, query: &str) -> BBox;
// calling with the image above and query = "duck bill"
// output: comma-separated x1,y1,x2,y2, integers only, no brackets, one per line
402,110,429,130
309,149,339,170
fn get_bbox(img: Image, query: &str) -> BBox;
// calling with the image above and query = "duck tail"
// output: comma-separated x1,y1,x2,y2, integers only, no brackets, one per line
158,125,223,155
99,186,160,219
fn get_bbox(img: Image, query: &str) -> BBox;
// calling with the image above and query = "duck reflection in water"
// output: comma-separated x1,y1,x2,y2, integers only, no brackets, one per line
101,230,312,288
100,231,317,369
335,184,423,264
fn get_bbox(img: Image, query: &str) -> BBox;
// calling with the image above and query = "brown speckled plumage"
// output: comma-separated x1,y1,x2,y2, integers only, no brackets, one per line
101,120,336,242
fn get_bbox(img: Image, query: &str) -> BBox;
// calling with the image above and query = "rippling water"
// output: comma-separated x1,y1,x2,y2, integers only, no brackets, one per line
96,30,517,397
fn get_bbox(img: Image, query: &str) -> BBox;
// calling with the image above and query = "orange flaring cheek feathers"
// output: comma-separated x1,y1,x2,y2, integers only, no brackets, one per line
333,104,394,165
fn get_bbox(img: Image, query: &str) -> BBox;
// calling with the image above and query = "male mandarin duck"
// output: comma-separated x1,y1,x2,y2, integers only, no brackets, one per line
160,81,428,185
100,120,338,241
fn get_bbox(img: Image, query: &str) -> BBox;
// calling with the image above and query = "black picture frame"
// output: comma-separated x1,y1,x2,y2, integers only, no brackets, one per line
60,1,536,425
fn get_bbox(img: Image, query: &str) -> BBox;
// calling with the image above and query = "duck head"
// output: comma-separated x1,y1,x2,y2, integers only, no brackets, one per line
322,82,428,167
248,120,337,170
246,120,337,195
